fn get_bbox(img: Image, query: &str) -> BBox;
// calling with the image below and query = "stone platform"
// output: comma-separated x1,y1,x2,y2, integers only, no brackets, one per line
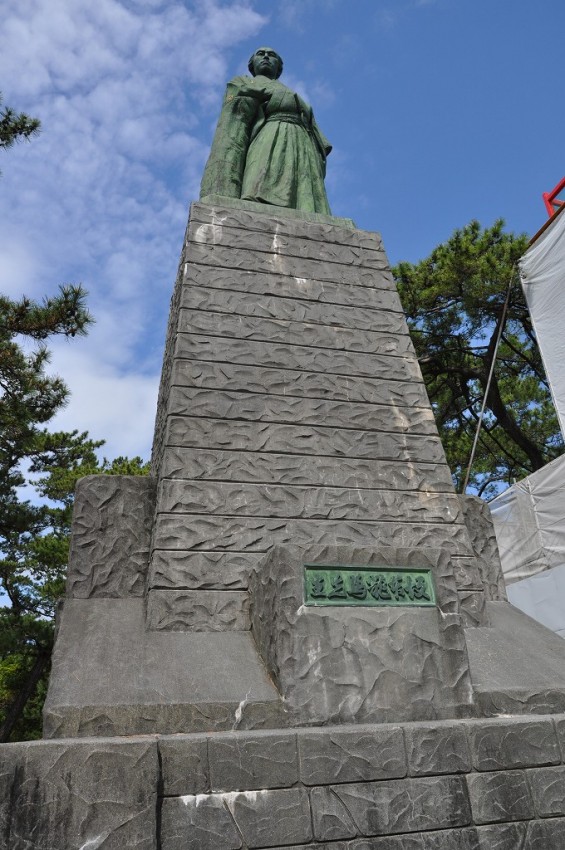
4,714,565,848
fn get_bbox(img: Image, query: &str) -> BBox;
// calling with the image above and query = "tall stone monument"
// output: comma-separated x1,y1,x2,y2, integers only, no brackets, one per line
4,48,565,849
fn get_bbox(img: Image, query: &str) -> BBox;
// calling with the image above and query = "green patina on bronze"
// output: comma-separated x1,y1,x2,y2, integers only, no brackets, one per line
200,47,332,215
304,564,436,608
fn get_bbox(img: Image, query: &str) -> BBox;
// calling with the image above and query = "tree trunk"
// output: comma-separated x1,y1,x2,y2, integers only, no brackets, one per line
0,651,49,742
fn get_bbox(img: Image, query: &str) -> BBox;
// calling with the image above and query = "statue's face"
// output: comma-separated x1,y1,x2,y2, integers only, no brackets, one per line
251,47,281,79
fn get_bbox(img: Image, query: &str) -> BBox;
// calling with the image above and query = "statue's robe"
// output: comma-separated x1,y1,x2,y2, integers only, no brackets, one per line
200,74,332,215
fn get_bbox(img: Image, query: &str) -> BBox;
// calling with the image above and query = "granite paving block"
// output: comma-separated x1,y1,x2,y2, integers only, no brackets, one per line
146,589,250,631
405,721,471,776
333,775,471,836
158,479,462,524
164,413,448,464
178,307,415,357
183,262,400,310
159,735,209,796
227,787,312,848
310,786,357,842
0,737,159,850
466,717,560,770
466,770,533,824
161,796,241,850
180,283,405,331
67,474,156,598
159,448,454,493
171,360,430,407
527,765,565,817
174,333,421,381
208,730,298,791
298,725,406,785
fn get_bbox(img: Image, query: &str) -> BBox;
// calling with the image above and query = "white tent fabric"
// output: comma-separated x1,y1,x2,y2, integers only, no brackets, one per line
490,454,565,637
519,208,565,438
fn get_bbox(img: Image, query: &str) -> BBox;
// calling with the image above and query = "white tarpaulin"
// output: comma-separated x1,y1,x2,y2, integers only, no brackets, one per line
490,453,565,637
519,207,565,438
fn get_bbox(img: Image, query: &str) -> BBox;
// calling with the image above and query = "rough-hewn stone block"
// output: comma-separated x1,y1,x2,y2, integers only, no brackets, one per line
475,822,528,849
527,764,565,817
310,786,357,841
467,770,533,824
146,589,250,631
405,721,471,776
161,796,241,850
67,475,156,598
467,717,560,770
228,787,312,847
333,775,471,835
208,730,298,791
0,738,159,850
298,725,406,785
159,735,209,796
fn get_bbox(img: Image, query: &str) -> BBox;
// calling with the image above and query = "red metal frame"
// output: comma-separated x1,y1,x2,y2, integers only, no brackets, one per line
543,176,565,217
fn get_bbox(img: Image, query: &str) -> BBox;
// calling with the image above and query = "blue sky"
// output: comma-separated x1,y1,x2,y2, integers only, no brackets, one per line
1,0,564,463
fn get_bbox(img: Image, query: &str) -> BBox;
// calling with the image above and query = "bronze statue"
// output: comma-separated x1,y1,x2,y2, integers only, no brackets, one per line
200,47,332,214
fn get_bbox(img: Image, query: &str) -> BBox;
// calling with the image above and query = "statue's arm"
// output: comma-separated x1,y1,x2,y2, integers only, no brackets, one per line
200,77,261,200
311,116,332,177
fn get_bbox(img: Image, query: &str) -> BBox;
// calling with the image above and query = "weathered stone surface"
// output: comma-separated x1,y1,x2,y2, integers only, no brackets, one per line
149,550,254,590
183,262,399,310
208,730,298,791
158,479,462,523
153,515,473,554
158,735,209,796
44,599,283,738
459,495,507,602
0,737,158,850
451,556,484,591
466,717,560,771
146,589,250,631
161,796,241,850
298,725,406,785
169,384,435,436
310,786,357,841
190,201,383,250
405,721,471,776
333,775,471,835
527,765,565,817
347,830,480,850
467,770,533,824
173,358,431,407
160,447,454,493
227,787,312,847
458,590,486,627
181,283,404,331
185,240,390,287
475,822,527,849
174,333,421,382
188,218,388,269
165,413,447,464
249,545,474,725
179,308,414,358
523,817,565,849
67,474,156,598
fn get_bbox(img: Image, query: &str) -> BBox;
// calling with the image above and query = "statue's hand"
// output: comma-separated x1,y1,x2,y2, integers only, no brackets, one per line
236,78,273,103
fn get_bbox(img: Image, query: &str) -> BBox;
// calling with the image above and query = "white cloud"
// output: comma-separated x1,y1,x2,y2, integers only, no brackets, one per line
0,0,267,463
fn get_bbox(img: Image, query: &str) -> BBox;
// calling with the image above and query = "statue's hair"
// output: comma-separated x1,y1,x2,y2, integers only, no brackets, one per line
248,48,283,79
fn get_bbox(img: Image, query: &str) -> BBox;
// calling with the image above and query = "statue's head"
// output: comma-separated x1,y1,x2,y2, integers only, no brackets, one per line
248,47,283,80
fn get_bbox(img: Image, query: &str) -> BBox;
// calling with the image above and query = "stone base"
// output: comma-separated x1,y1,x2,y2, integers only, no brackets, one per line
4,714,565,848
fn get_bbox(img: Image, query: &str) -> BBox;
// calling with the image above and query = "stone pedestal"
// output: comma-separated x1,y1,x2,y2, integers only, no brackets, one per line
5,201,565,847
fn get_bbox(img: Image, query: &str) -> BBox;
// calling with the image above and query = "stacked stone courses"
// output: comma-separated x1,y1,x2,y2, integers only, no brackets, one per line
148,203,481,633
6,714,565,847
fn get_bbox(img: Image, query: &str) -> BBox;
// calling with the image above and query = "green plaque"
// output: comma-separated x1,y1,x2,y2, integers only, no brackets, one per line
304,564,436,607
